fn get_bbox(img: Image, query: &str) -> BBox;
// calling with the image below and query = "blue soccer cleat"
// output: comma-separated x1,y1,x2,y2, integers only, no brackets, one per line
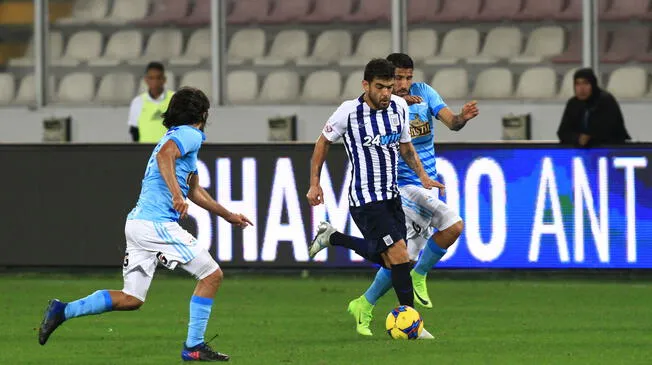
38,299,67,345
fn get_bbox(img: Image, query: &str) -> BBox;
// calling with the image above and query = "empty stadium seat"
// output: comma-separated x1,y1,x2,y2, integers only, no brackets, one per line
180,71,212,99
0,73,15,104
228,0,270,24
56,72,95,103
227,71,258,104
254,30,309,66
472,68,513,98
339,29,391,66
15,74,56,104
297,30,352,66
558,68,579,99
53,30,102,66
57,0,109,25
176,0,210,26
9,32,63,67
607,67,648,99
139,72,176,93
135,0,190,26
513,0,564,21
515,67,557,99
303,0,354,23
128,29,183,65
431,0,481,22
301,70,342,104
258,71,300,104
89,30,143,66
551,28,608,64
412,68,426,83
602,26,650,64
511,26,564,64
170,29,211,66
472,0,522,21
467,27,521,64
425,28,479,65
228,28,266,65
407,0,439,23
601,0,650,20
555,0,609,20
98,0,148,24
431,68,468,99
407,29,437,62
341,71,364,100
261,0,312,23
341,0,391,23
95,72,136,103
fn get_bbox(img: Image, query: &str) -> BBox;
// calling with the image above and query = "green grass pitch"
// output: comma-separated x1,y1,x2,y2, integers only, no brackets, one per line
1,273,651,364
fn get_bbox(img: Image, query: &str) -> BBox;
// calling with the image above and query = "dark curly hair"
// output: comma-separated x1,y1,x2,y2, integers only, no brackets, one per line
162,87,210,129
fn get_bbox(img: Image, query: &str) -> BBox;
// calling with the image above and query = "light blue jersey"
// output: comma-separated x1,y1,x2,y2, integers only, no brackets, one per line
128,125,206,222
397,82,447,187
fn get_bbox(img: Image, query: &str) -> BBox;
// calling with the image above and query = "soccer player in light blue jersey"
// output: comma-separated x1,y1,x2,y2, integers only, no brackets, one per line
38,87,252,362
347,53,479,336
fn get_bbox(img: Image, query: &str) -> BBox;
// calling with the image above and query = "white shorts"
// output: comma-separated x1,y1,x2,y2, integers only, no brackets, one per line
399,185,462,261
122,219,220,302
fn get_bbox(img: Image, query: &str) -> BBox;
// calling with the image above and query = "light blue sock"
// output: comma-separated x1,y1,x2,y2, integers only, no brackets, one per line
64,290,113,320
186,296,214,348
363,267,393,305
414,238,447,276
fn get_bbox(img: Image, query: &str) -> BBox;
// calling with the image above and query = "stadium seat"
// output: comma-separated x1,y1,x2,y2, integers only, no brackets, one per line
98,0,149,24
303,0,354,23
135,0,190,26
52,30,102,66
515,67,557,99
89,30,143,66
258,71,300,104
339,29,391,66
301,70,342,104
341,71,364,100
170,29,211,66
431,68,468,99
340,0,391,23
431,0,481,22
407,29,437,62
296,30,352,66
139,72,176,93
412,68,426,83
227,0,270,24
261,0,312,23
57,0,109,25
424,28,479,65
15,74,56,104
551,28,608,64
228,28,266,65
467,27,521,64
472,0,522,21
511,26,564,64
555,0,609,21
607,67,648,99
95,72,136,104
56,72,95,103
472,68,513,99
513,0,564,21
180,71,212,99
176,0,210,25
254,30,309,66
601,0,650,20
227,71,258,104
128,29,183,65
557,68,578,99
9,32,63,67
407,0,439,23
0,73,15,104
601,26,650,64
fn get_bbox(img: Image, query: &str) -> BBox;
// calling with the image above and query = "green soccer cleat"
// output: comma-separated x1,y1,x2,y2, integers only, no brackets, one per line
410,270,433,309
347,296,374,336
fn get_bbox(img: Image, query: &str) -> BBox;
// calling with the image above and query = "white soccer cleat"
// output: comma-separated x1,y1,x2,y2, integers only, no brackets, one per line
308,221,336,258
418,327,435,340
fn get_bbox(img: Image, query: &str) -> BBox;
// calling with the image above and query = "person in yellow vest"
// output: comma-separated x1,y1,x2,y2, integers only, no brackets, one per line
128,62,175,143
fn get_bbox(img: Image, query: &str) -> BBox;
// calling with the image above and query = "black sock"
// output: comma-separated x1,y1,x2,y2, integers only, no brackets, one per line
330,232,373,260
391,262,414,307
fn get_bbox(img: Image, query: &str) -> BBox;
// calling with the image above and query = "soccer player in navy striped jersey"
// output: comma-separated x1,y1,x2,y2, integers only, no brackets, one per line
306,58,443,339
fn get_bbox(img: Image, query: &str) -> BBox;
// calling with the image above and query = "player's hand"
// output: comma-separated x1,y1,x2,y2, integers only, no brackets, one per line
172,195,189,219
403,95,423,105
306,185,324,206
420,177,445,197
461,100,479,121
578,133,591,146
226,212,253,228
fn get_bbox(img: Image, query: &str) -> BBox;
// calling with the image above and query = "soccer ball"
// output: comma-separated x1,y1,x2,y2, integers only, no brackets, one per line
385,305,423,340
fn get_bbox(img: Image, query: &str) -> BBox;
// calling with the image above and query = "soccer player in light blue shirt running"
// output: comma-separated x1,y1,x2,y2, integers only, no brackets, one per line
347,53,479,337
38,87,253,362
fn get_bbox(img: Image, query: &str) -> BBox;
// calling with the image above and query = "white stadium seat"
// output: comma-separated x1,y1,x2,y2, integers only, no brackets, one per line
15,74,56,104
297,30,352,66
407,29,437,62
57,0,109,25
228,29,266,65
128,29,183,65
9,32,63,67
557,68,578,99
425,28,480,65
227,71,259,104
180,71,212,100
510,26,564,64
57,72,95,103
301,70,342,104
607,66,648,99
53,30,103,66
254,30,309,66
98,0,149,24
0,73,16,104
259,71,300,104
339,29,391,66
170,29,211,66
341,71,364,100
472,67,513,98
95,72,136,104
89,30,143,66
431,68,469,99
467,27,522,64
515,67,557,99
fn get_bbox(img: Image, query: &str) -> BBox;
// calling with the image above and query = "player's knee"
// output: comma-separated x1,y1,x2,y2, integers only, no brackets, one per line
202,268,223,288
119,291,144,310
445,221,464,240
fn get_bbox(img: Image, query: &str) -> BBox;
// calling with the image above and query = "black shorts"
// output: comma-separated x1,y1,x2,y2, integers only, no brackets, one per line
349,197,407,265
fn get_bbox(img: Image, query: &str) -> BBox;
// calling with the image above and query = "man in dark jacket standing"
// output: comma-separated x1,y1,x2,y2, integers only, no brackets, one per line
557,68,631,147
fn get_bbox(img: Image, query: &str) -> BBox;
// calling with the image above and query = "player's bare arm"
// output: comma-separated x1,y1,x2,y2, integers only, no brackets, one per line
307,134,331,206
188,174,252,228
156,140,188,218
399,142,445,196
437,101,480,131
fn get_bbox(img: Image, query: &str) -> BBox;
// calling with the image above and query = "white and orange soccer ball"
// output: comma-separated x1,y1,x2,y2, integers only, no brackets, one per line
385,305,424,340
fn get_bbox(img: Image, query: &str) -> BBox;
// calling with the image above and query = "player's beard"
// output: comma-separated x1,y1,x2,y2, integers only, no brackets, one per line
370,93,390,110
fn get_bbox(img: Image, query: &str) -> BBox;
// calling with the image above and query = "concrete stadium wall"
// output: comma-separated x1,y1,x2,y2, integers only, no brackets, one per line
1,101,650,143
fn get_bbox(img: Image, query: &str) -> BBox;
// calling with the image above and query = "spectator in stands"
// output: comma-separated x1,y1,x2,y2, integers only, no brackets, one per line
128,62,175,143
557,68,630,147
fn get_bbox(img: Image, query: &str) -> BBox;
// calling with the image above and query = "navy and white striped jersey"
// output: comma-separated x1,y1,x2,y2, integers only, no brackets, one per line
322,94,411,207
